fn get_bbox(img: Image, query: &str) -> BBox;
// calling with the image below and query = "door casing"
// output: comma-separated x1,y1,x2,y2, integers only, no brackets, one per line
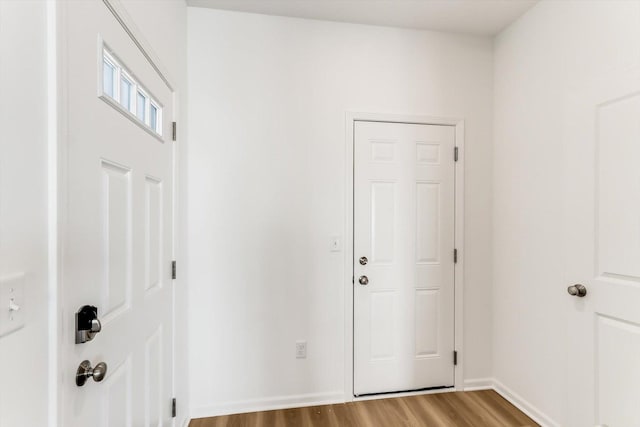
343,112,465,401
53,0,179,425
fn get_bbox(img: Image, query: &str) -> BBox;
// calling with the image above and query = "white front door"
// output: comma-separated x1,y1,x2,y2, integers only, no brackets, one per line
60,1,175,426
353,121,456,396
565,66,640,427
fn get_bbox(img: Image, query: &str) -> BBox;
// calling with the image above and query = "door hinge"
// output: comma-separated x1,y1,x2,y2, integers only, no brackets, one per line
171,261,177,280
172,397,177,418
172,122,177,141
453,351,458,366
454,146,459,162
454,249,458,264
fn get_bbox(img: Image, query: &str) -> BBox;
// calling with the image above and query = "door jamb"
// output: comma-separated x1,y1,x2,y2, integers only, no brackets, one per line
343,112,465,402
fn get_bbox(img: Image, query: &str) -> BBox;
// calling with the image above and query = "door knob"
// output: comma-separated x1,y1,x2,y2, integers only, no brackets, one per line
358,275,369,285
359,256,368,266
76,360,108,386
567,284,587,297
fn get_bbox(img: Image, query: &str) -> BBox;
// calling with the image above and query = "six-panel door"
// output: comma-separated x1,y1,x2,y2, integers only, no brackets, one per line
353,121,456,396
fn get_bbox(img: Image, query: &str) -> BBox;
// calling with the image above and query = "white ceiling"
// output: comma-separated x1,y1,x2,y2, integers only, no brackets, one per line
186,0,538,36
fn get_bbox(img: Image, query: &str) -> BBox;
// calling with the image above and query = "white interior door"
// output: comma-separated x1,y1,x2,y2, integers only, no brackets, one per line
60,1,174,426
353,121,455,396
565,66,640,427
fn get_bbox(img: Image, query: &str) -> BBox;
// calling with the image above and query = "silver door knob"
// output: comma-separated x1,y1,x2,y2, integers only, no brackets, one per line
358,275,369,285
567,284,587,297
359,256,368,266
76,360,108,386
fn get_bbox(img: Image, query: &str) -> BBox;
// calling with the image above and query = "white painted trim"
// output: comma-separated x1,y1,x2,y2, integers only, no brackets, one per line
54,1,69,426
46,1,59,426
187,380,560,427
492,379,560,427
466,378,560,425
343,113,355,402
190,392,345,419
453,120,465,391
462,378,494,391
343,112,466,401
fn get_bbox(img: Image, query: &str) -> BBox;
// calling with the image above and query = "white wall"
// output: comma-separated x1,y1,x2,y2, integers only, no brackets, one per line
0,1,187,426
187,8,494,416
0,1,49,426
493,1,640,425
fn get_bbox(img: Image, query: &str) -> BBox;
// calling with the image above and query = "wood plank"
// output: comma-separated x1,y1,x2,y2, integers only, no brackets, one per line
190,391,539,427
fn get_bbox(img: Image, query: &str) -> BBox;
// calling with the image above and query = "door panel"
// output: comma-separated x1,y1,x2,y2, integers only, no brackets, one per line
565,67,640,427
596,314,640,427
597,94,640,279
353,121,455,396
101,160,132,320
415,289,439,357
371,181,396,263
61,1,174,426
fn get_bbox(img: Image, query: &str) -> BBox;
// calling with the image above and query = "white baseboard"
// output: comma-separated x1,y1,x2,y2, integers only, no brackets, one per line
462,377,494,391
189,391,345,420
463,377,559,427
492,379,560,427
187,380,559,427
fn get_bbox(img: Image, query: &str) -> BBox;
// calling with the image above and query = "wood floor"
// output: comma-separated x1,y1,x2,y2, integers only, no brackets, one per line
190,390,538,427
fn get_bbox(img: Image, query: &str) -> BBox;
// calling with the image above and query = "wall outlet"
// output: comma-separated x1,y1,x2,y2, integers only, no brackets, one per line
296,340,307,359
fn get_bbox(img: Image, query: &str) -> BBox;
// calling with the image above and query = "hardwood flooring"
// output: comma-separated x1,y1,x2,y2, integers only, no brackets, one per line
189,390,538,427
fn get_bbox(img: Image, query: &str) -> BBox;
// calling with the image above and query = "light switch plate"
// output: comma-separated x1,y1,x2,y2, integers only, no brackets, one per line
0,273,25,338
330,235,342,252
296,340,307,359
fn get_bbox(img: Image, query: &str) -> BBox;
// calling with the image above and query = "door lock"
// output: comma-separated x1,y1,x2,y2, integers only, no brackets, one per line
359,256,368,266
75,305,102,344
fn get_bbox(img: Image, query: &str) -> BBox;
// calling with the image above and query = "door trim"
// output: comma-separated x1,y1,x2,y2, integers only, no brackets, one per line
343,112,465,402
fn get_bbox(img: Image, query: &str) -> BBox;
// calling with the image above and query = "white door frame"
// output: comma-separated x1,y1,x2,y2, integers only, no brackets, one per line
53,0,179,425
343,112,465,402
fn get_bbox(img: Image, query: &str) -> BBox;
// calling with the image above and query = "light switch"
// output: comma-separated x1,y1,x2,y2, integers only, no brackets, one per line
0,273,25,338
330,235,342,252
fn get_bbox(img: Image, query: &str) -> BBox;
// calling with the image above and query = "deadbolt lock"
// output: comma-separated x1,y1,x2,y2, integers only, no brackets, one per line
75,305,102,344
359,256,368,266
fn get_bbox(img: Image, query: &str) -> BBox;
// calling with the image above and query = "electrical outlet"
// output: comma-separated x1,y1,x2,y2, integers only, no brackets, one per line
296,341,307,359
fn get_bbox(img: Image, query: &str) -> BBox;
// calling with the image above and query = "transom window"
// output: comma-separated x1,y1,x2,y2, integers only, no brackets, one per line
101,47,163,137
